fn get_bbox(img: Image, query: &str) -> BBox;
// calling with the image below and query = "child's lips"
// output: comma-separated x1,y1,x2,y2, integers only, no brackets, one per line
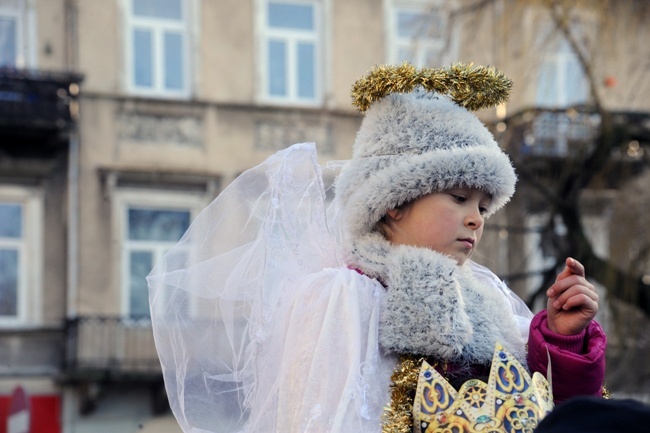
458,238,475,248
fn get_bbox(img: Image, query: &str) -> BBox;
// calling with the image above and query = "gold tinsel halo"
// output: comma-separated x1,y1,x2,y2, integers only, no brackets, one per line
350,62,513,112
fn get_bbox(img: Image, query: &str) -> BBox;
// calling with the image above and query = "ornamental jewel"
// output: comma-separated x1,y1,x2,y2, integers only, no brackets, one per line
387,343,554,433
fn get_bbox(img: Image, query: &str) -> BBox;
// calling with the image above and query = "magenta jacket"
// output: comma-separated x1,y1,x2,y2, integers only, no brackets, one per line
527,309,607,403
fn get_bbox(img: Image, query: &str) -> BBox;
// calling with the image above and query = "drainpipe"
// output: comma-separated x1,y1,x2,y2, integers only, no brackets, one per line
65,0,79,321
67,126,79,320
64,1,81,431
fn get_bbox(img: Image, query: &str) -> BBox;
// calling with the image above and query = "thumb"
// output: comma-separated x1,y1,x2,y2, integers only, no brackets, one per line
555,258,574,282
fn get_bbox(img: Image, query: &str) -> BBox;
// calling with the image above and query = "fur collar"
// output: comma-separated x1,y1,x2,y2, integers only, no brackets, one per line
347,233,526,367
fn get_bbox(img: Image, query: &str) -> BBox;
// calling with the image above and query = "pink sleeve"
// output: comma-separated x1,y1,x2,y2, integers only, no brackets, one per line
527,310,607,404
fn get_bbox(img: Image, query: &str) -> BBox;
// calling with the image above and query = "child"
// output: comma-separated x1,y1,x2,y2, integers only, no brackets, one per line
148,63,606,433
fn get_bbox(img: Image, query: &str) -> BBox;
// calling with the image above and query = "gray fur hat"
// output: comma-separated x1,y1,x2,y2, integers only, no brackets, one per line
335,65,517,238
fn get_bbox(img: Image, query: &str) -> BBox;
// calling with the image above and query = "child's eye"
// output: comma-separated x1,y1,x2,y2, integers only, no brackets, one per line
451,194,466,202
479,206,489,215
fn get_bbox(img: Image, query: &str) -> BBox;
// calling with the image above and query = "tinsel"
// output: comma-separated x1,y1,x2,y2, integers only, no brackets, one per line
602,384,611,399
351,62,513,112
382,355,424,433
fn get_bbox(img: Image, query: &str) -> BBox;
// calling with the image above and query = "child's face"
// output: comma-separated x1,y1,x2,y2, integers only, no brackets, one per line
385,188,491,265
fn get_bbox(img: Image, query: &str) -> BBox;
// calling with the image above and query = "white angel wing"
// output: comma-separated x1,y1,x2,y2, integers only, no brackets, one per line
147,143,393,433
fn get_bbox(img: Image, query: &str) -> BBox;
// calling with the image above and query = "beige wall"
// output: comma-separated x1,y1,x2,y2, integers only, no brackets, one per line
200,0,256,101
330,0,386,110
34,0,67,71
65,0,650,315
77,0,121,92
41,157,69,324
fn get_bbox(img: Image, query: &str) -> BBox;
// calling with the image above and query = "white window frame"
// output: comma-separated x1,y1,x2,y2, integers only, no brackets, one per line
0,185,43,327
257,0,323,106
385,0,455,67
123,0,193,98
0,0,37,68
535,36,588,108
531,11,593,108
114,189,206,318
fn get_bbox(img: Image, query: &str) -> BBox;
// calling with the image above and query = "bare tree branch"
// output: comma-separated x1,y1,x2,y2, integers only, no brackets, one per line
450,0,498,17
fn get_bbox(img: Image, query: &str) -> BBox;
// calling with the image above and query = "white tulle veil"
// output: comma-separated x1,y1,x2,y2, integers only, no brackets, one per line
147,142,535,433
147,143,393,433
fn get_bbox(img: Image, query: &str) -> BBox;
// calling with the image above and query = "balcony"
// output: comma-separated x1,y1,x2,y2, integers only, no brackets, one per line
520,110,600,158
0,67,82,142
0,317,161,382
0,327,64,376
64,316,162,382
505,108,649,189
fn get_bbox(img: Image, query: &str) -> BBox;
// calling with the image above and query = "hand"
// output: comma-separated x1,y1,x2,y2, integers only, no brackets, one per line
546,258,599,335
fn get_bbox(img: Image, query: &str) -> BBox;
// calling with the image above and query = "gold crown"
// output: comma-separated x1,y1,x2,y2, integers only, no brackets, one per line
382,343,553,433
412,343,553,433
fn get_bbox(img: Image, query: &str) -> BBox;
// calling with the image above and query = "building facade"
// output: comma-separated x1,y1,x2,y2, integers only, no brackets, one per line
0,0,648,431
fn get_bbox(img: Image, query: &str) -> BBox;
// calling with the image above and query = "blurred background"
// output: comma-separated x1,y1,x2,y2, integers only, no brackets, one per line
0,0,648,431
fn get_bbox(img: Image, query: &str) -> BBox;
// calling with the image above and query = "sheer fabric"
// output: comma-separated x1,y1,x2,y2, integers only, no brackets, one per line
147,143,395,432
147,142,534,432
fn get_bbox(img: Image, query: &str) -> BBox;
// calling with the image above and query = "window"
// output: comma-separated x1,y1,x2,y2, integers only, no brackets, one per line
0,11,18,67
534,14,591,108
117,190,203,318
0,0,35,68
261,0,322,104
126,0,190,96
536,36,588,107
0,203,22,318
0,186,42,326
124,207,190,317
388,0,452,67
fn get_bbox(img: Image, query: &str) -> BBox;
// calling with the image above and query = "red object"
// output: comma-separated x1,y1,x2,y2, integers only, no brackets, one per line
7,387,29,433
0,394,60,433
604,76,617,87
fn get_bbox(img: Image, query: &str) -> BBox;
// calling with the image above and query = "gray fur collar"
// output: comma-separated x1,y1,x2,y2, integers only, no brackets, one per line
347,233,526,366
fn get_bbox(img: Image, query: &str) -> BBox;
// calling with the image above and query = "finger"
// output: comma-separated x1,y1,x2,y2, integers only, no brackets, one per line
554,258,584,283
566,257,585,277
553,281,599,303
555,292,599,313
552,285,599,309
554,264,573,283
548,275,595,297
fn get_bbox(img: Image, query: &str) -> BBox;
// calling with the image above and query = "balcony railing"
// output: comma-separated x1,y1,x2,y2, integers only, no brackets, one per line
521,110,600,157
65,316,162,380
0,327,64,376
0,67,82,133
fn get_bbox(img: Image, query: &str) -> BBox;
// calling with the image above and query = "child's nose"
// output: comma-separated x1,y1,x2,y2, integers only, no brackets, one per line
465,208,484,229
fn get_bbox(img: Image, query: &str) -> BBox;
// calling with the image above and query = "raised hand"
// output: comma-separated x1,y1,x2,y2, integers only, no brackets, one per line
546,258,599,335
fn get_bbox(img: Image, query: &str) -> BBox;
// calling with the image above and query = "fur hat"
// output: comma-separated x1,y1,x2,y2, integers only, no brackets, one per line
335,64,517,238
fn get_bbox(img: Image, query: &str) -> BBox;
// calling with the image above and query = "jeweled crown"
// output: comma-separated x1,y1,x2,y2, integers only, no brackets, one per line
412,343,554,433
